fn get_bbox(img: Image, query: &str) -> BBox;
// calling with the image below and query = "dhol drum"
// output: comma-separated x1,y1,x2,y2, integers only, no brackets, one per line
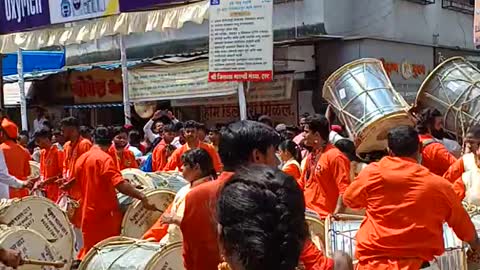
324,216,465,269
147,172,189,193
78,236,183,270
305,209,325,252
29,161,40,180
0,196,74,269
121,169,156,189
323,58,414,154
0,225,64,270
416,57,480,138
121,189,176,239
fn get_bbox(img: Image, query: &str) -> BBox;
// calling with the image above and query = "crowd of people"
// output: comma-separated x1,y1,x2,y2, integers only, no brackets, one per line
0,105,477,270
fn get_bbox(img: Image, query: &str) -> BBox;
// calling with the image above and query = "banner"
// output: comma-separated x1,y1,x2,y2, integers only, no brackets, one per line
69,68,123,104
128,60,238,102
208,0,273,82
49,0,119,24
0,0,50,34
171,74,294,107
119,0,183,12
475,0,480,48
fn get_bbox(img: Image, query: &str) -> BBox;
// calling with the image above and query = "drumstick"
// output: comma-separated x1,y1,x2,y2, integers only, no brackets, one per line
22,259,65,268
334,213,365,221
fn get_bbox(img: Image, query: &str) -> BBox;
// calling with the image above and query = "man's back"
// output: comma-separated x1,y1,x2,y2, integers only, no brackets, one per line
344,156,474,262
1,141,31,198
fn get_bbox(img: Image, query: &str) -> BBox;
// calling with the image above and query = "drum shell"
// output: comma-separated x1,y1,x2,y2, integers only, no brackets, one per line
416,57,480,137
305,209,325,252
29,161,40,180
0,225,63,270
323,58,414,154
0,196,74,269
78,236,183,270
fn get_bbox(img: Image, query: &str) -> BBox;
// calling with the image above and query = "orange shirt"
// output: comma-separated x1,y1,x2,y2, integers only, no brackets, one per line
163,141,222,172
300,239,333,270
0,140,31,198
73,146,124,259
444,158,465,183
152,140,169,172
282,159,301,182
142,203,172,241
419,134,457,176
343,156,475,266
299,144,350,218
107,145,138,171
39,145,64,202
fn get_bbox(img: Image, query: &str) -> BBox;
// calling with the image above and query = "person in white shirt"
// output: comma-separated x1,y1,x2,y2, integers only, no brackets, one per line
32,108,47,134
0,149,34,199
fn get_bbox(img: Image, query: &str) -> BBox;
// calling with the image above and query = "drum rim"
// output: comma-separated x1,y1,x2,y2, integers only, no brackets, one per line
120,189,176,236
121,168,156,189
415,56,467,108
78,236,182,270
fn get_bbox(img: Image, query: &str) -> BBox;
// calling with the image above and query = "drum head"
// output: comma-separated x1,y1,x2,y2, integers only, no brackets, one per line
121,169,155,189
0,196,74,268
0,225,63,270
29,161,40,180
121,189,176,238
305,210,325,252
146,172,189,192
134,102,156,119
79,236,183,270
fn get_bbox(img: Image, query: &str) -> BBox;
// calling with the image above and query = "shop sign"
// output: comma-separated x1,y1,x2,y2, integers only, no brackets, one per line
69,69,123,104
208,0,274,82
0,0,50,34
128,60,238,102
380,58,427,80
119,0,183,12
171,73,293,107
201,101,297,126
49,0,119,24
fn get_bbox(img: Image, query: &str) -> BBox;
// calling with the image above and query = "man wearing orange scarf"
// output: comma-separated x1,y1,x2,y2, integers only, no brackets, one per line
344,126,480,269
0,118,32,198
108,126,137,171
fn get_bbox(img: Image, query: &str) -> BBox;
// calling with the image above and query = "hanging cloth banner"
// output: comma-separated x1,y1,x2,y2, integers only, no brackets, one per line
128,60,238,102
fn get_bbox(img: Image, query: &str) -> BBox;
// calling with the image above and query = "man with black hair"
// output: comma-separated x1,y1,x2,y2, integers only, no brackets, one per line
417,108,457,176
344,126,480,269
163,120,222,172
108,126,137,170
0,118,33,198
196,122,208,143
300,114,350,218
152,123,176,172
70,126,157,260
258,115,273,127
34,128,64,202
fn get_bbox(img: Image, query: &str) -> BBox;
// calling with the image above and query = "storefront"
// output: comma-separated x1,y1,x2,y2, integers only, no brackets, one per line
435,47,480,67
316,38,434,105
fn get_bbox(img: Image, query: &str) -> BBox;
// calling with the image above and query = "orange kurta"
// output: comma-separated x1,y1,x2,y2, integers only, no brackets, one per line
163,141,222,172
0,141,31,198
142,204,172,241
73,146,124,259
301,239,333,270
152,140,168,172
419,134,457,177
39,146,64,202
63,137,92,228
108,145,138,171
343,156,475,269
282,159,301,182
444,158,465,183
299,144,350,218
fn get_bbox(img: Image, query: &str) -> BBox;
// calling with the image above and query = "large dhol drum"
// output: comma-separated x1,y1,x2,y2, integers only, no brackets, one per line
0,225,63,270
79,236,184,270
121,169,156,189
323,58,414,154
305,209,325,252
416,57,480,138
147,172,189,193
0,197,74,268
121,189,175,239
325,216,465,269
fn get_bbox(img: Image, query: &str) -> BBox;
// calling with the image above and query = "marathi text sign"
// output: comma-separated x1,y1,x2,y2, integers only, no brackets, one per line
208,0,273,82
69,68,123,104
128,60,238,102
171,73,293,107
0,0,50,34
119,0,183,12
475,0,480,48
49,0,119,24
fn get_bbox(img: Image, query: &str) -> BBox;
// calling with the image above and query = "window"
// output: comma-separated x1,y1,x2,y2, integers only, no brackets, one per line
404,0,435,4
442,0,474,14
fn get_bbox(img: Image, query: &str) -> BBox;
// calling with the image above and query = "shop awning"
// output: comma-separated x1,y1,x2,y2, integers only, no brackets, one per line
3,82,33,107
64,103,124,109
2,51,65,77
0,0,209,54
